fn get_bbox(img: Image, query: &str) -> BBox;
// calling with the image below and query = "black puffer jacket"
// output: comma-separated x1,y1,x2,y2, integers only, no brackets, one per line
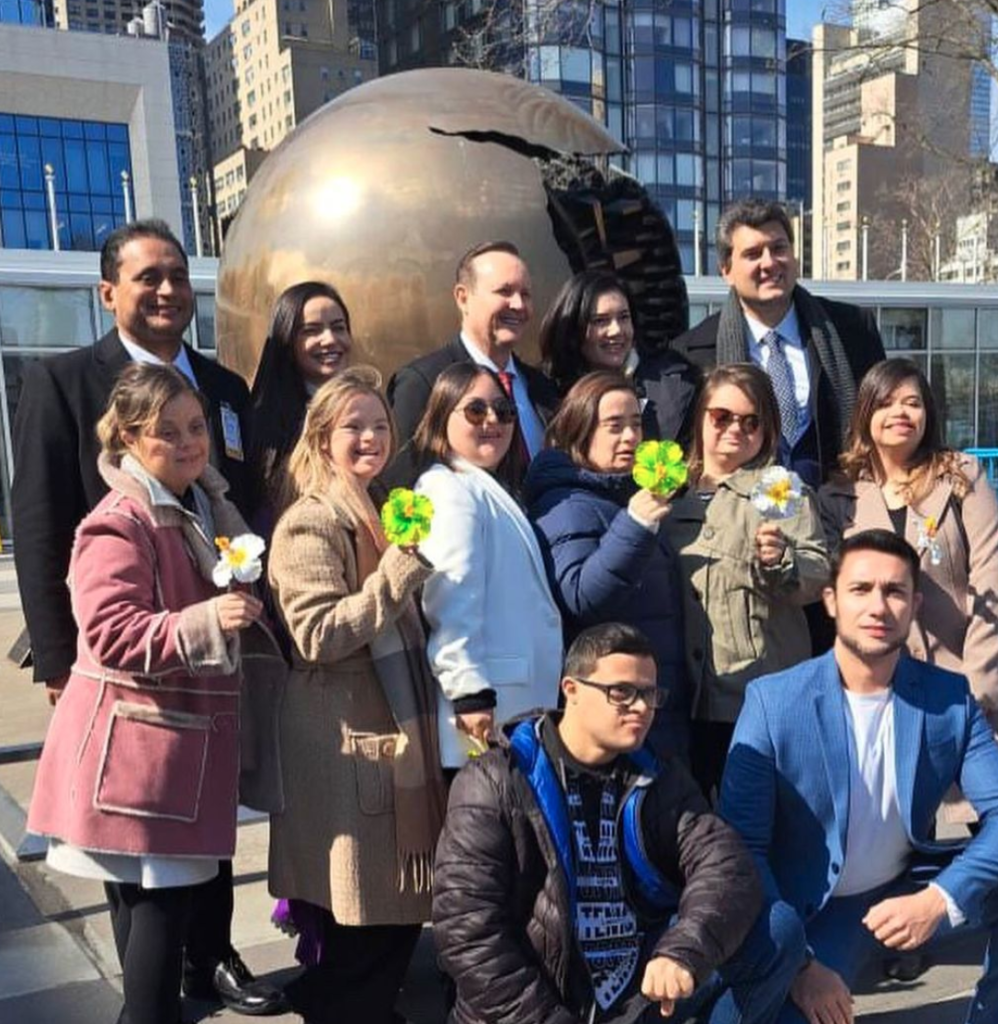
432,716,762,1024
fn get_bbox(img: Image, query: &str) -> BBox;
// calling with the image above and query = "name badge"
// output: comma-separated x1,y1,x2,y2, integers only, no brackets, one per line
220,403,245,462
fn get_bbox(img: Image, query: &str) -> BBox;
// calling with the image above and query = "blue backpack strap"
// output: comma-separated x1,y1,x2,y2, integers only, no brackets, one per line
621,781,681,914
509,719,576,913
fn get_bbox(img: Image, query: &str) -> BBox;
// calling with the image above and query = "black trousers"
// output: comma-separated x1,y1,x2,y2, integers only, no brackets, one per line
183,857,235,974
284,917,421,1024
689,719,736,806
105,881,193,1024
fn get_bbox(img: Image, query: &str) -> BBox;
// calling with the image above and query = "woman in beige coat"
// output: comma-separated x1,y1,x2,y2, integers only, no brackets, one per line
819,357,998,729
660,363,829,799
267,366,446,1024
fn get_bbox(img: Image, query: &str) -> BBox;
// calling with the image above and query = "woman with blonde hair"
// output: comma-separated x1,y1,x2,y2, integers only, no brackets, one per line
820,357,998,727
27,363,263,1024
267,366,446,1024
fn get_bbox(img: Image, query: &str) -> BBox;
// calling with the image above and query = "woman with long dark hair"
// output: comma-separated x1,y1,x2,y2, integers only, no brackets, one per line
538,269,700,444
247,281,353,522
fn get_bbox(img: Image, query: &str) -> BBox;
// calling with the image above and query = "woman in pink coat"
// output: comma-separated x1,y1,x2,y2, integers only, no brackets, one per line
27,363,263,1024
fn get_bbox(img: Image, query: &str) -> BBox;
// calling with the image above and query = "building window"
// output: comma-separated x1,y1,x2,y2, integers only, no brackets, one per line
836,180,850,192
0,114,132,252
836,200,850,212
835,261,851,271
836,158,850,172
836,220,851,231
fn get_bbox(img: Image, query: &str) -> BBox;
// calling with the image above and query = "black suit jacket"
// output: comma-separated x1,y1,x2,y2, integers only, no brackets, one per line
11,329,251,681
670,292,885,481
384,335,560,488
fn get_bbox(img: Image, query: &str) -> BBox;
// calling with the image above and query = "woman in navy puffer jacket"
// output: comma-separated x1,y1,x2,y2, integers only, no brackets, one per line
525,371,690,759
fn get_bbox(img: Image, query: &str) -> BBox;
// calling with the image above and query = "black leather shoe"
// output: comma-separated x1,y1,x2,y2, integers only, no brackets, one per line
185,952,291,1016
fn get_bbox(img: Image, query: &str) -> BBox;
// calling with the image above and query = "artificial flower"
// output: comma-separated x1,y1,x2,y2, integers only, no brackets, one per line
380,487,434,546
916,515,943,566
632,440,688,496
213,533,266,587
750,466,804,520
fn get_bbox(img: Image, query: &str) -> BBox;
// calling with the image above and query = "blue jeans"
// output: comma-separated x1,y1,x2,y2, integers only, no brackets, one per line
637,900,806,1024
774,875,998,1024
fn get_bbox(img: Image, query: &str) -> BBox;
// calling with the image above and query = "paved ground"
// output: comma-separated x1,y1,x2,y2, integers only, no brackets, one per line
0,555,988,1022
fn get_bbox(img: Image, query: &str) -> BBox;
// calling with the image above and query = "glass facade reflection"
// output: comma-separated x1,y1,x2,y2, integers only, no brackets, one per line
0,115,132,252
522,0,787,273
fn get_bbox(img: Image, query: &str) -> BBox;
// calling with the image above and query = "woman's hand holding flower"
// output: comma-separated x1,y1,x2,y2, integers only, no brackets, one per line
216,591,263,636
628,488,673,527
755,523,789,567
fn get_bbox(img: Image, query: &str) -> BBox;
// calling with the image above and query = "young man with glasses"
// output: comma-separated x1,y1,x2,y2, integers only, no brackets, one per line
433,622,805,1024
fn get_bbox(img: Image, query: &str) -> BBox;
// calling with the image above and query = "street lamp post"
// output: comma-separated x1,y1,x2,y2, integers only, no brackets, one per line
121,170,133,223
44,164,60,251
189,176,203,257
861,216,869,281
901,218,908,283
692,205,702,277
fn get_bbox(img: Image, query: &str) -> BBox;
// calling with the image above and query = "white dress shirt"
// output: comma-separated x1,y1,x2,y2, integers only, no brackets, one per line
743,306,812,437
118,330,199,388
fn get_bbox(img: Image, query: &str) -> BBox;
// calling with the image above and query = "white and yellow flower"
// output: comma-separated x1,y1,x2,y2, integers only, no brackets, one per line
213,533,266,587
750,466,804,521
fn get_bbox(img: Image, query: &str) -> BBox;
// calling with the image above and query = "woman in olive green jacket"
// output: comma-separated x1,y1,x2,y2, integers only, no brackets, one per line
660,363,829,798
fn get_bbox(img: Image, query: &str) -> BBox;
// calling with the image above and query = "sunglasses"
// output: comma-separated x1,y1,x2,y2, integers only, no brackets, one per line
570,677,668,709
706,407,760,435
454,397,518,426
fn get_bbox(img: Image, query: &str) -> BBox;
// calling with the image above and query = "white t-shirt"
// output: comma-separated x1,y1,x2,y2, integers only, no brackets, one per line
834,688,911,897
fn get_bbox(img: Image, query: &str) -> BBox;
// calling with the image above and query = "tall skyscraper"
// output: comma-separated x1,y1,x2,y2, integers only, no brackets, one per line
812,0,992,280
376,0,790,273
204,0,376,241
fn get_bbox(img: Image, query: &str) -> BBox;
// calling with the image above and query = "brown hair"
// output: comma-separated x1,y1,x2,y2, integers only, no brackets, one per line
545,371,639,469
96,363,207,461
837,357,969,502
687,363,781,482
283,366,394,530
411,362,524,490
455,240,521,288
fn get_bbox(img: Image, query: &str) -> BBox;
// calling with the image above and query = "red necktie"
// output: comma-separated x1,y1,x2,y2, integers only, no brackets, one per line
496,369,531,466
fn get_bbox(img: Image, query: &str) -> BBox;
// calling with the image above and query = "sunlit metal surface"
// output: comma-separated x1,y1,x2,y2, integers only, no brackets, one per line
215,67,624,385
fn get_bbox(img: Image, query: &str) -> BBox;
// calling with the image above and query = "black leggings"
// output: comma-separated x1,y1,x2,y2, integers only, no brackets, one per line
105,881,193,1024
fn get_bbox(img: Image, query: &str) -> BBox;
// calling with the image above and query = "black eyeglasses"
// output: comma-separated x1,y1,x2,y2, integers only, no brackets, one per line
706,407,761,435
570,677,668,709
454,397,518,426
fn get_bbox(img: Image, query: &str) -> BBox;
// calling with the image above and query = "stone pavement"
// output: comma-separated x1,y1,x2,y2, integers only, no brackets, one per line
0,555,987,1023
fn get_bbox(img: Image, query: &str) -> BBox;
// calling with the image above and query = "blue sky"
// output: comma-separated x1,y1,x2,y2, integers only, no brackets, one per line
204,0,832,49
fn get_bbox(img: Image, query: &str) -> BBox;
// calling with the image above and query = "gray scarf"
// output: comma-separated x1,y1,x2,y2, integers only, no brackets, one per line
715,284,858,445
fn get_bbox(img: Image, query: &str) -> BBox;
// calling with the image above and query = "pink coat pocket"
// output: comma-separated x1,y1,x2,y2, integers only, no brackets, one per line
94,701,211,822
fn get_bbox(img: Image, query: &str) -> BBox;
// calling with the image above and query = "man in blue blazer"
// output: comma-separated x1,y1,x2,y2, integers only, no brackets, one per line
720,528,998,1024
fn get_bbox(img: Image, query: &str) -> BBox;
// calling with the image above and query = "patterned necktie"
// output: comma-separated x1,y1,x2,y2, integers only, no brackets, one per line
762,330,799,446
496,369,531,465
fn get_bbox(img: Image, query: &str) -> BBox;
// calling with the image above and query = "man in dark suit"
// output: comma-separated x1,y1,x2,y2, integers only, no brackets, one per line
386,240,559,485
720,529,998,1024
11,219,287,1017
671,200,885,488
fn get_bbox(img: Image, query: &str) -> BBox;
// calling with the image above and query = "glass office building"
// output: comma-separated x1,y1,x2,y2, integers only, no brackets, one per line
379,0,788,274
0,115,133,251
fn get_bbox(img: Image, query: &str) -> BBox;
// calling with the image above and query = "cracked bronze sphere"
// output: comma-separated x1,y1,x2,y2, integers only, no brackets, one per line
215,67,626,385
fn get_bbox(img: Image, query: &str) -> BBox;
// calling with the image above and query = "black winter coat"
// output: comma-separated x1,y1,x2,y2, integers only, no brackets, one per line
432,716,763,1024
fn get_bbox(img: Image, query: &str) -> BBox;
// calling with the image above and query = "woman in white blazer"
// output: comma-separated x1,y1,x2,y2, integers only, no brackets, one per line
412,363,563,768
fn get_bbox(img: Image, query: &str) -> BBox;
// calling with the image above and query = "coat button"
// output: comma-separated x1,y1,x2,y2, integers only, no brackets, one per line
831,863,840,875
702,527,714,540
